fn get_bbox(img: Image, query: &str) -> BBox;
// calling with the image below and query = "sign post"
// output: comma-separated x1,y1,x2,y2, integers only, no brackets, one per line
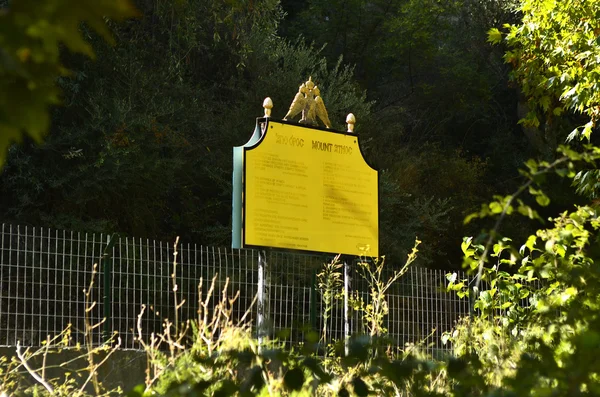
344,258,350,356
232,78,379,350
257,250,268,349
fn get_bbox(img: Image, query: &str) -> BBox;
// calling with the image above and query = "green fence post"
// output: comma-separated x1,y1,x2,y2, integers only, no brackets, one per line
102,234,118,343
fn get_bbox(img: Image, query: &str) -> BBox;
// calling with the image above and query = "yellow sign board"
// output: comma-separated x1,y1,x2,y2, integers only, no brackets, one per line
233,120,378,257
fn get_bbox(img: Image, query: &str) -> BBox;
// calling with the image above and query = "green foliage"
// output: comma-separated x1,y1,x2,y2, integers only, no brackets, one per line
489,0,600,198
316,254,343,344
0,268,125,396
441,135,600,394
126,244,444,397
491,0,600,135
284,0,533,268
1,0,541,271
379,146,489,266
446,316,527,387
0,0,137,168
0,0,372,244
12,0,600,395
436,1,600,392
120,236,453,397
351,241,419,337
447,202,600,395
129,334,453,397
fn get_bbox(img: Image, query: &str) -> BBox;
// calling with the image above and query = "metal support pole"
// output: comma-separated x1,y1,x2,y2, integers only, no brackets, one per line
344,259,350,356
310,270,317,331
257,250,267,349
102,234,118,343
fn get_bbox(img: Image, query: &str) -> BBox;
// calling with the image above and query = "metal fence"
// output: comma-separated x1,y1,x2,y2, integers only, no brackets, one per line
0,224,471,355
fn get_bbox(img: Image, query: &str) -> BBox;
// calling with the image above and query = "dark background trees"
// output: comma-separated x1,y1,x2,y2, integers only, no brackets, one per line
0,0,577,268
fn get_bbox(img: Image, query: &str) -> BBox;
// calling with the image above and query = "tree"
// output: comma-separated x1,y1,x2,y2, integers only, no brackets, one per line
440,0,600,393
0,0,372,243
0,0,137,168
489,0,600,196
279,0,543,267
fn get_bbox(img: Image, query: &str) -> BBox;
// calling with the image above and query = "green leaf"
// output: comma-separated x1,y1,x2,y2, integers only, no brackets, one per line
240,365,264,393
277,328,291,339
447,357,468,378
464,212,479,224
447,272,457,283
214,380,239,397
449,281,465,292
526,235,537,251
338,387,350,397
0,0,139,169
517,202,541,220
351,377,370,397
539,96,551,111
488,28,503,44
191,380,212,393
441,333,451,345
535,194,550,207
582,121,594,141
284,367,305,391
302,357,332,382
461,237,474,256
126,385,145,397
490,201,503,214
492,242,502,256
555,244,566,258
560,287,577,303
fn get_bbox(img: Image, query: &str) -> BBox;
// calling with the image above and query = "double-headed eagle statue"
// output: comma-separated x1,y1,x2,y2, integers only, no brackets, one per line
283,77,332,129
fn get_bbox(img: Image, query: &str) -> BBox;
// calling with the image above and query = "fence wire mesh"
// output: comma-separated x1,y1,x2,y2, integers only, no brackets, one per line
1,224,477,355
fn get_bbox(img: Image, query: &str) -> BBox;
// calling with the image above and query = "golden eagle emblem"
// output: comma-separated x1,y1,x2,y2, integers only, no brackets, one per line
283,77,332,128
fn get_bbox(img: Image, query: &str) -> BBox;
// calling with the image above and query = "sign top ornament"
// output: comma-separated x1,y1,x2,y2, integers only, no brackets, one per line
282,77,332,128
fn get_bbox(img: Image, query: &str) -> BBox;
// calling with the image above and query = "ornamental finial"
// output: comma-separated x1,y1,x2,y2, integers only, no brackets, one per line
283,77,331,128
346,113,356,133
263,97,273,118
